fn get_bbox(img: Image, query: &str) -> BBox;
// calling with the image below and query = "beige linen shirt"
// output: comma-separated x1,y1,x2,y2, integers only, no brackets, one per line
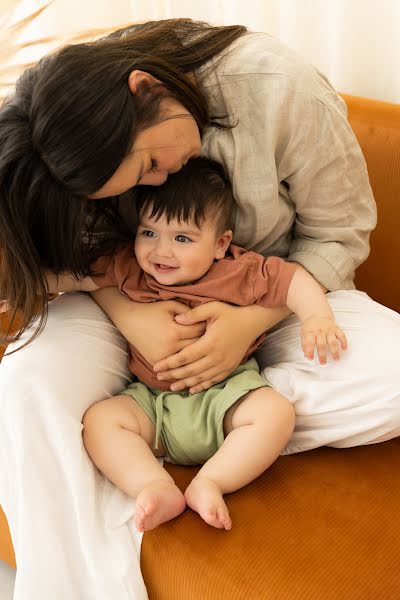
197,33,377,291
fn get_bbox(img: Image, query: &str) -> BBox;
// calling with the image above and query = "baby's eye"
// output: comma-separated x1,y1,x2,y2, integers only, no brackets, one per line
175,235,192,243
141,230,156,238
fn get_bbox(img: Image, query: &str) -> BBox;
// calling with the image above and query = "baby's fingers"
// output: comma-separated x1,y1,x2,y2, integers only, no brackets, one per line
301,332,317,360
335,328,348,351
327,332,342,361
316,333,328,365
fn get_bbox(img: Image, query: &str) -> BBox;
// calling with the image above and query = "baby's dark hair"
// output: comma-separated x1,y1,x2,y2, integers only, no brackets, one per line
133,157,236,233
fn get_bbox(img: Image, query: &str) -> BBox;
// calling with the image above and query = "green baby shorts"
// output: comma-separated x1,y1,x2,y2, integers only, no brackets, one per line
121,358,269,466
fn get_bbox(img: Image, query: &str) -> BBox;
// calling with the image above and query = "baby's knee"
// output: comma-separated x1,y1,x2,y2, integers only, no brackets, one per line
82,397,118,431
225,386,294,435
249,388,295,440
266,388,295,425
81,397,119,454
82,395,143,435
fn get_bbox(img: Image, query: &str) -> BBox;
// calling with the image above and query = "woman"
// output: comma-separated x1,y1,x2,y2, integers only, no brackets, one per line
0,19,399,599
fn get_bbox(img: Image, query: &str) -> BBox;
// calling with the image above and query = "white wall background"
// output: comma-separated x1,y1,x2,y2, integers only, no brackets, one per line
1,0,400,103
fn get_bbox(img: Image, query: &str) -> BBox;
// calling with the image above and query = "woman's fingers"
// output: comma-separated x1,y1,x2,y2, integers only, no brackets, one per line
175,337,203,352
0,300,10,313
168,363,229,392
188,370,232,394
154,340,211,378
174,303,212,325
176,322,206,339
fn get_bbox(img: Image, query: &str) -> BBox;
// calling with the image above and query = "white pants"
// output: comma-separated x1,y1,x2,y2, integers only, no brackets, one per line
1,290,399,599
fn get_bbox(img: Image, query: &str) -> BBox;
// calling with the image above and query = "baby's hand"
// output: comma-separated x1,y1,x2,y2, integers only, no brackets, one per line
301,316,347,364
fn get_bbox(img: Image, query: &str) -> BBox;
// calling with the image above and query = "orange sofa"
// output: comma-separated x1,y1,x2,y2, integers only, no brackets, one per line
1,94,400,598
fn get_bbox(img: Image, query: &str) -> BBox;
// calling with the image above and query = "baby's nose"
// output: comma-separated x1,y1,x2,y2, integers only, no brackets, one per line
154,239,173,257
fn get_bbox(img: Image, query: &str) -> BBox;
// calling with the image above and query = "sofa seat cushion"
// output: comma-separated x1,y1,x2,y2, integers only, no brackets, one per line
141,439,400,599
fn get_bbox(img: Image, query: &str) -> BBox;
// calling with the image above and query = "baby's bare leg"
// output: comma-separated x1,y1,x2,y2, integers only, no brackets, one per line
185,387,294,530
83,395,185,532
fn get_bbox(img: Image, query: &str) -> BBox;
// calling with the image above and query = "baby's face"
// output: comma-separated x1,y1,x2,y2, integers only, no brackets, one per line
134,208,231,285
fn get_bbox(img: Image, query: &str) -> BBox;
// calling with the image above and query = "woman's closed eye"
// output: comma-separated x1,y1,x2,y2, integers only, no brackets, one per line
149,159,158,172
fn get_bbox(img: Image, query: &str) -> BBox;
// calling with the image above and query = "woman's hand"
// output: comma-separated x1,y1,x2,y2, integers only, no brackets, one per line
0,300,10,313
154,301,291,393
91,288,206,366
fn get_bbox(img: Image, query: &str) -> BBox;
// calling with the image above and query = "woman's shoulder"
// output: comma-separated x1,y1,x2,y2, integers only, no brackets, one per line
199,32,340,107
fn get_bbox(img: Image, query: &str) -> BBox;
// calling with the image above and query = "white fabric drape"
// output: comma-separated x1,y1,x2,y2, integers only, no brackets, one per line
2,0,399,103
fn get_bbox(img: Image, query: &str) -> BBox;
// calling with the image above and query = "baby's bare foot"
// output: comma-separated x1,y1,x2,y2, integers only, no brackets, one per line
134,480,186,532
185,476,232,530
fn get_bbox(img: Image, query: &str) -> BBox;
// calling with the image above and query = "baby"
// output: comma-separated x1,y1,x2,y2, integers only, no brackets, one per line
28,158,349,531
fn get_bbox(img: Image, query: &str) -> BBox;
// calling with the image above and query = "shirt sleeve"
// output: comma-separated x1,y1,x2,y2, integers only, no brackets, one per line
90,243,138,290
251,254,297,308
281,93,377,290
201,34,377,292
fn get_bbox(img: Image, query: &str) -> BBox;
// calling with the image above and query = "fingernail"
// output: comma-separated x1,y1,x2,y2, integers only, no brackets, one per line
157,374,164,380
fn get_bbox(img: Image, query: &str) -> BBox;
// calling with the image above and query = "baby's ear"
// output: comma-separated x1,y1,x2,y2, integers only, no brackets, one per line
0,300,11,313
215,230,233,260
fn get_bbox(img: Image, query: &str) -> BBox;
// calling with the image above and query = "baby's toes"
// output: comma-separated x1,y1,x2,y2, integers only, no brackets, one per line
134,505,145,531
217,506,232,530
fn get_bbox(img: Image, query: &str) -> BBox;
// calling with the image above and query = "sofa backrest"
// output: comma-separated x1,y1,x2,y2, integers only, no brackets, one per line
343,95,400,313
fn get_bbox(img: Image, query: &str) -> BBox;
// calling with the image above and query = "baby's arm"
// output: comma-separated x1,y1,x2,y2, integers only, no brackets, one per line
286,266,347,364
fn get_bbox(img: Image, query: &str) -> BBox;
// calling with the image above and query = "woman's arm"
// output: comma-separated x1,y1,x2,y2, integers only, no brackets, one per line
0,273,98,312
281,93,377,291
45,271,99,293
91,287,207,366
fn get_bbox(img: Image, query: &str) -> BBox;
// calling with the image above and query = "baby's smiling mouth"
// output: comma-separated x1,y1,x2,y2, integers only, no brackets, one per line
153,263,178,272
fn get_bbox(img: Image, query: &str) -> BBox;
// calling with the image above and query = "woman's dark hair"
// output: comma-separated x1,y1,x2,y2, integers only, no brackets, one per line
134,156,236,234
0,18,247,347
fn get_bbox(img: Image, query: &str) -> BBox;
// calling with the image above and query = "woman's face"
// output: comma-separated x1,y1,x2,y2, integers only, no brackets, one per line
91,98,201,198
